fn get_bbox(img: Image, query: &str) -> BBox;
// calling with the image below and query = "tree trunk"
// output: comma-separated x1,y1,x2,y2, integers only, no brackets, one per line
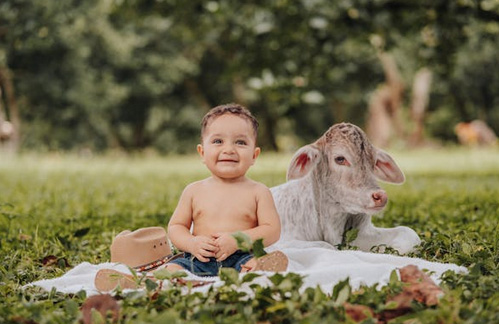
409,68,432,146
366,53,405,148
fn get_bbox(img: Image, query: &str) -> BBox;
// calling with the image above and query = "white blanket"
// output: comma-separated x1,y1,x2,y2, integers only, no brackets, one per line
27,240,466,296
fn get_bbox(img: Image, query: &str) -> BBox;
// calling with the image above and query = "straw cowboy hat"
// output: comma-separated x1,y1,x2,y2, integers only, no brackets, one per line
110,226,180,272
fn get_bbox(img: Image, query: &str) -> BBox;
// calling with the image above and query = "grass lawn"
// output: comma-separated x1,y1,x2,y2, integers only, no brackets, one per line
0,148,498,323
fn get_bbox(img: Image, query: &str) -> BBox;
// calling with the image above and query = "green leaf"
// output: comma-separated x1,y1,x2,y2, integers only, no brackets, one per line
384,300,399,310
232,232,267,258
153,269,187,280
91,309,105,324
219,267,240,286
241,272,261,283
145,278,158,291
232,232,253,252
334,285,350,306
252,239,266,258
76,290,87,300
74,227,90,237
389,269,400,284
268,273,285,286
64,299,79,317
462,242,472,255
332,278,351,301
277,278,294,291
345,228,359,244
266,302,287,313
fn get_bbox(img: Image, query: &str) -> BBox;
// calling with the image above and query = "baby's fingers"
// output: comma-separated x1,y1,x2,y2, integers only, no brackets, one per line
203,242,218,253
215,251,229,262
196,254,210,262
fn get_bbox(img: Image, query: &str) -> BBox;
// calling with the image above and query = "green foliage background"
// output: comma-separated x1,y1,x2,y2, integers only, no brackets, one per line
0,150,498,322
1,0,498,152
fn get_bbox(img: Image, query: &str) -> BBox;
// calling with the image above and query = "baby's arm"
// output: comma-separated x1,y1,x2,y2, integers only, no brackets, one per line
242,185,281,246
168,184,218,262
214,185,281,260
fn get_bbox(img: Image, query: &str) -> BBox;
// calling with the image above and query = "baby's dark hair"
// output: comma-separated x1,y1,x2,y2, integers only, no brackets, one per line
200,103,259,140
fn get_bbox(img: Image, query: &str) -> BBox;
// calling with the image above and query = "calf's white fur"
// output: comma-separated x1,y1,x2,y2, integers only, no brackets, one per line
271,123,421,254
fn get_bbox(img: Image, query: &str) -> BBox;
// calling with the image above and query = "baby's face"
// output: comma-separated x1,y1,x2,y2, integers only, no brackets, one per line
198,114,260,181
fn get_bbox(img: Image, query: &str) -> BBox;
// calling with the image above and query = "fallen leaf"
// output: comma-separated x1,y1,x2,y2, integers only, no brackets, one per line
379,265,444,322
398,264,443,306
380,291,414,322
344,303,374,322
10,316,38,324
81,294,120,324
41,255,58,267
41,255,71,268
18,233,32,241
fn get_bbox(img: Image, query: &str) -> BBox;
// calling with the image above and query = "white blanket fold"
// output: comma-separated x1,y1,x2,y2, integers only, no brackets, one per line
27,241,466,296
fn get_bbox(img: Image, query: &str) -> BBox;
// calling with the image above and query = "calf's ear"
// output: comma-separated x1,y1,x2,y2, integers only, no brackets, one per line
374,149,405,184
287,145,321,181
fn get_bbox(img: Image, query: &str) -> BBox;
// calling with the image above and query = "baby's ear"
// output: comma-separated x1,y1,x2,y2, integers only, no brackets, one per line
197,144,204,158
252,147,261,161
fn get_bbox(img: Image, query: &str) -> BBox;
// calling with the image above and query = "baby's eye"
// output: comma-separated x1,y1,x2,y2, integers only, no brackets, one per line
235,140,247,145
212,139,223,144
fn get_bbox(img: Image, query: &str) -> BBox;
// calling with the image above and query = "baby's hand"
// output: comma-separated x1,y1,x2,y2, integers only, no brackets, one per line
212,233,238,261
190,235,218,262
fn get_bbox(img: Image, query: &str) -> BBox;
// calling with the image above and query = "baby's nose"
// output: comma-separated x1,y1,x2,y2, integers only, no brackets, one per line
222,145,236,154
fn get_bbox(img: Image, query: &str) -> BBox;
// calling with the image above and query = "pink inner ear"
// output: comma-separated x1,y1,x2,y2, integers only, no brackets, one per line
376,160,393,179
377,160,393,171
375,157,404,183
295,153,310,171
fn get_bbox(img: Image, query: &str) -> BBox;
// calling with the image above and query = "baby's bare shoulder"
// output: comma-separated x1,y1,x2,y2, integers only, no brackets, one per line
246,179,271,195
183,178,211,194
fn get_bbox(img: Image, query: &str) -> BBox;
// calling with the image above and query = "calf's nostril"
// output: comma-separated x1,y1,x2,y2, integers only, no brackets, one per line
372,191,387,206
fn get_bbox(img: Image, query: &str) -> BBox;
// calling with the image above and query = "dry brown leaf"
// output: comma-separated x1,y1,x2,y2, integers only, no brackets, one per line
10,316,38,324
398,264,443,306
380,290,414,322
80,294,120,324
344,302,375,322
18,233,32,241
379,265,444,322
41,255,58,267
41,255,71,268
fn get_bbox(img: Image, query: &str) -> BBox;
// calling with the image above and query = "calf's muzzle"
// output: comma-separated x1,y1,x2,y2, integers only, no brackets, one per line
372,190,388,208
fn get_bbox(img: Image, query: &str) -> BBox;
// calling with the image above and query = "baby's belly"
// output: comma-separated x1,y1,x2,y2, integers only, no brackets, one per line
193,219,256,236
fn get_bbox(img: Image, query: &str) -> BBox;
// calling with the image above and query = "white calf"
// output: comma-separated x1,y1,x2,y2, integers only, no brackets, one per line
271,123,421,254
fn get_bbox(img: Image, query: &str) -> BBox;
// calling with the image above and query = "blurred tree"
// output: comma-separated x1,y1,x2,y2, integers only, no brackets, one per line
0,0,497,152
1,0,203,152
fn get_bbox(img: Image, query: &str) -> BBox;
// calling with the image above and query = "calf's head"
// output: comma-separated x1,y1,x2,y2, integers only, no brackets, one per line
287,123,404,215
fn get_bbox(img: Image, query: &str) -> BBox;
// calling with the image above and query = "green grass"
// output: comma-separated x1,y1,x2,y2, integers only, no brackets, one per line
1,149,498,323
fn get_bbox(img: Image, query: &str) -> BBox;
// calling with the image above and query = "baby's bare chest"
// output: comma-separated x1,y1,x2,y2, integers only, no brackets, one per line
192,187,258,224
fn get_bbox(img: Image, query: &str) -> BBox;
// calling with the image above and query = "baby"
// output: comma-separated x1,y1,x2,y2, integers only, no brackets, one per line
94,104,287,291
165,103,287,276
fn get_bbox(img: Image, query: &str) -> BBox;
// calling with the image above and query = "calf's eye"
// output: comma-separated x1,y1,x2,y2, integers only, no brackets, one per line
334,156,348,166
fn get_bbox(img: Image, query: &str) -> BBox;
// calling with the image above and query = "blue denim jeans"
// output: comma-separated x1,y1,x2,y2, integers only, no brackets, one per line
168,250,253,276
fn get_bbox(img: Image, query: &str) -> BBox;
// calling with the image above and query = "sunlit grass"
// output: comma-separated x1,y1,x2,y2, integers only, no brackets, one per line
0,148,498,322
391,147,499,175
1,147,497,179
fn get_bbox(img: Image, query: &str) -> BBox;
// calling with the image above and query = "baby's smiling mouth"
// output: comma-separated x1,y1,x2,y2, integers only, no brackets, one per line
218,159,238,163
